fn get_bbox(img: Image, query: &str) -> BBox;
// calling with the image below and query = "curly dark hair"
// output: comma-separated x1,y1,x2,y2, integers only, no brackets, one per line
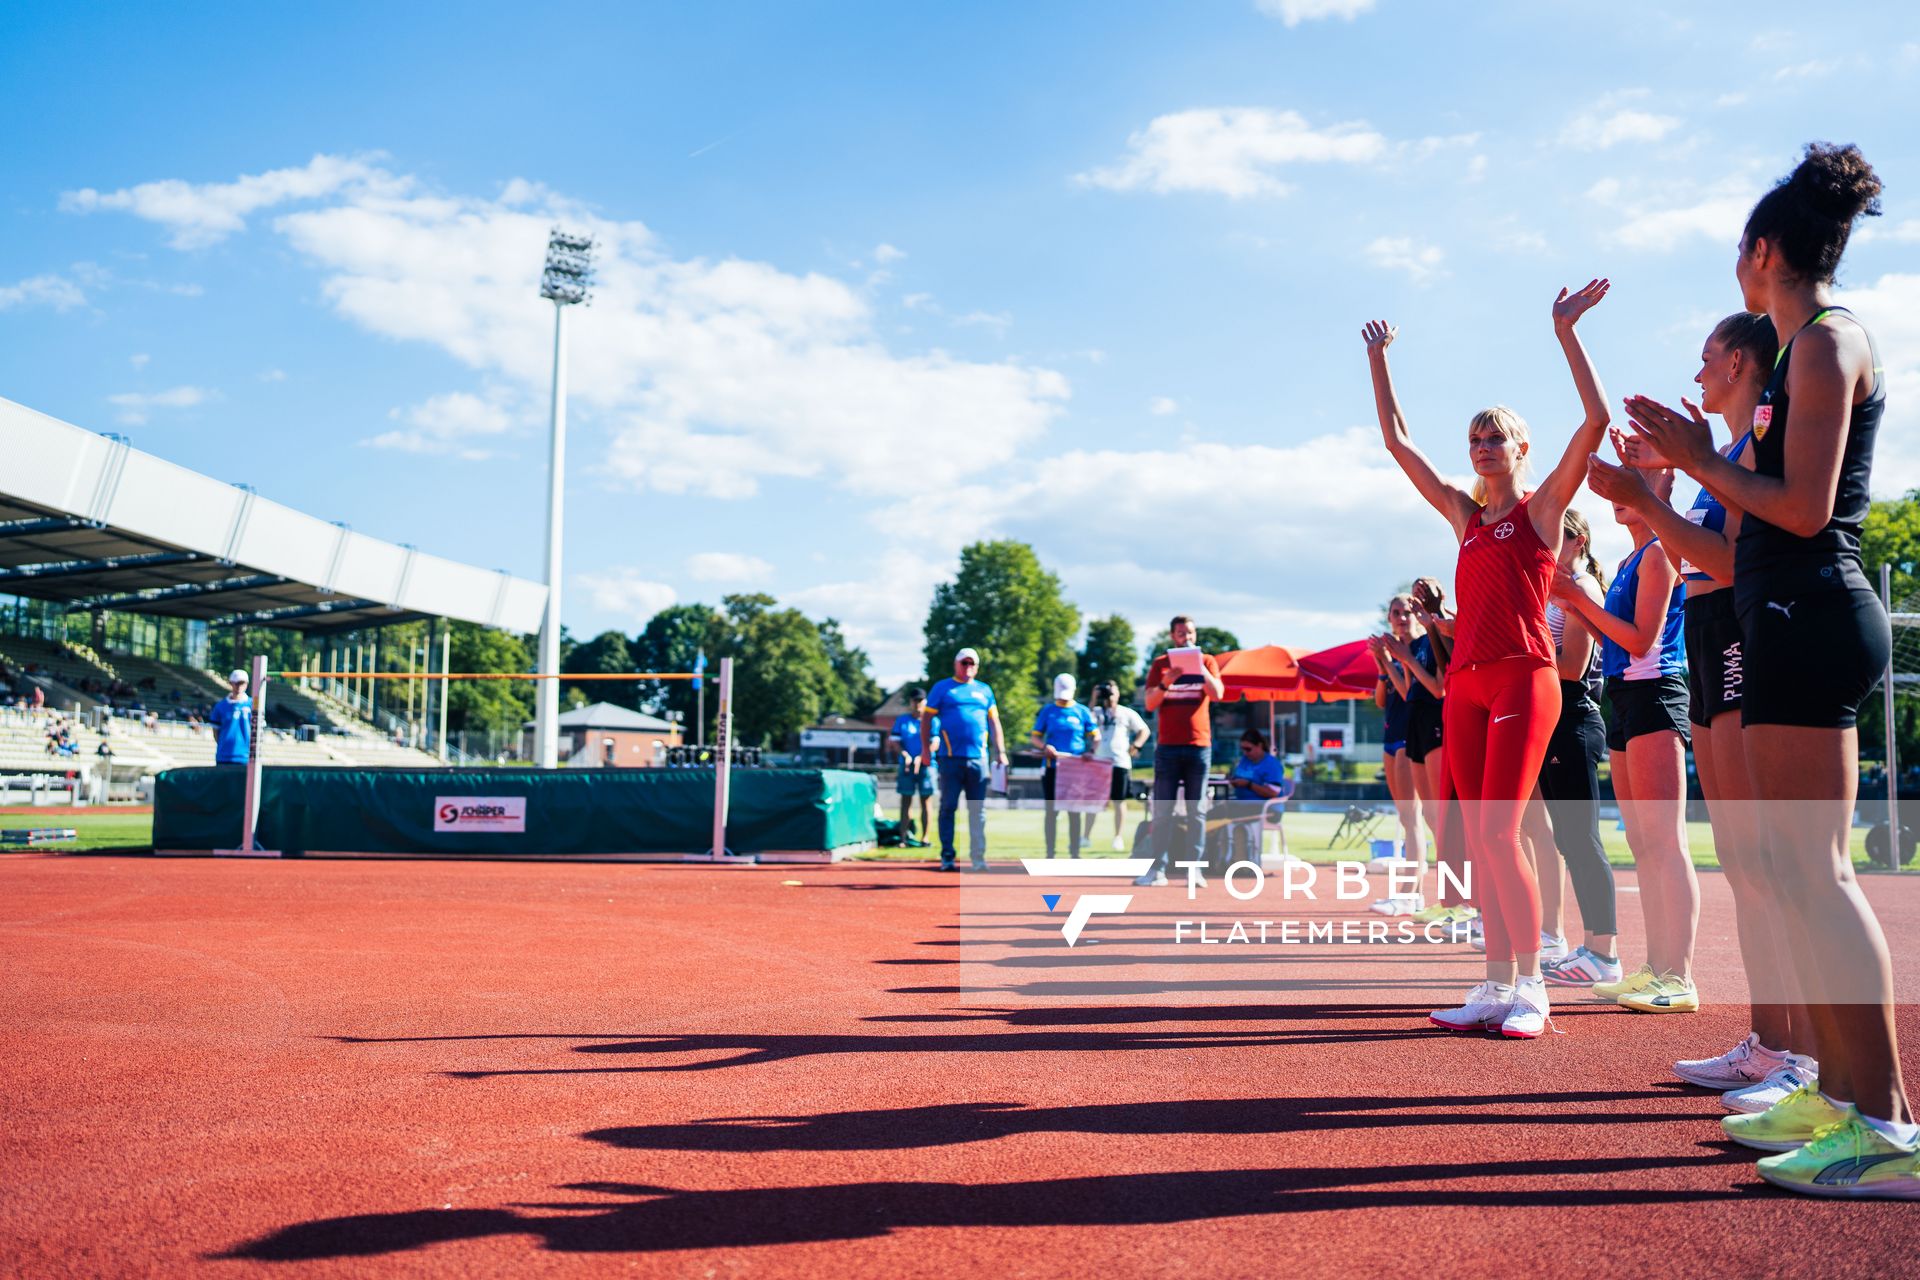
1743,142,1883,283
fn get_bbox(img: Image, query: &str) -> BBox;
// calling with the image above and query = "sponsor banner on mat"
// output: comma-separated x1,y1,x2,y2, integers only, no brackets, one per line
434,797,527,833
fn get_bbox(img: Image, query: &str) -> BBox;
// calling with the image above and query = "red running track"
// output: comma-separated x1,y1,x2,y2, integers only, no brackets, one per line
1,854,1915,1278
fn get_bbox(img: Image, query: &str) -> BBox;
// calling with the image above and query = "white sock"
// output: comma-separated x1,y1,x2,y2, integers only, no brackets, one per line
1858,1114,1920,1147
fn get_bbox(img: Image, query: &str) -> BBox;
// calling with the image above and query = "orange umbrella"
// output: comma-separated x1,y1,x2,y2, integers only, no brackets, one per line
1213,645,1307,697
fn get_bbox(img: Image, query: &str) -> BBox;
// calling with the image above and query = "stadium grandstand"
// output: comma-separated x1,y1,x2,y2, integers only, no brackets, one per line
0,394,546,800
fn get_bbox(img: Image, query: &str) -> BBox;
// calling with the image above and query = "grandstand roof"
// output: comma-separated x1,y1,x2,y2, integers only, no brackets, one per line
0,396,547,634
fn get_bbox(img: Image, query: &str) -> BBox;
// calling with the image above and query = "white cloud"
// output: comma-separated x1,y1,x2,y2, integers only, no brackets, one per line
1076,107,1387,198
259,368,287,382
576,569,677,625
61,154,405,249
0,274,85,311
953,309,1012,333
129,353,150,369
1254,0,1377,26
872,243,906,264
1855,218,1920,246
1836,273,1920,495
1365,235,1446,284
1775,58,1840,81
1148,396,1180,416
1466,154,1489,182
686,551,773,584
1588,175,1760,252
364,390,516,459
1558,91,1680,150
73,155,1072,500
105,385,212,425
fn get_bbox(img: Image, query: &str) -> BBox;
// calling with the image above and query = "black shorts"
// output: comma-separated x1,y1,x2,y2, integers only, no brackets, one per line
1684,590,1745,727
1405,698,1443,764
1605,674,1691,752
1109,764,1131,802
1739,587,1891,730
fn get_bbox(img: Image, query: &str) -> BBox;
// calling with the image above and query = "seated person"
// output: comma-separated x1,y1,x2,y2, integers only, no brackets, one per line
1222,729,1288,863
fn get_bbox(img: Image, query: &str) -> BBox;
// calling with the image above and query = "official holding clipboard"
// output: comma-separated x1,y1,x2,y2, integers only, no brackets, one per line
1134,615,1226,887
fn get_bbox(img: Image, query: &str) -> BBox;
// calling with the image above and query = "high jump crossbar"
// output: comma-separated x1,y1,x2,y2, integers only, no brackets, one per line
229,657,742,864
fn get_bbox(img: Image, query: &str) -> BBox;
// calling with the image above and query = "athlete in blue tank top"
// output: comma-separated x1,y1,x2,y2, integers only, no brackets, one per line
1601,540,1686,680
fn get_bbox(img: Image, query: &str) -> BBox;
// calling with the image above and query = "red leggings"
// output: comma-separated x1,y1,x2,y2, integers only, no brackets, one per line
1443,657,1560,962
1431,748,1470,908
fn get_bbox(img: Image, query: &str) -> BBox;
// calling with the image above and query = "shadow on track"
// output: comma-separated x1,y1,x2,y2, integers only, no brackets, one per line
218,1156,1754,1261
584,1091,1723,1153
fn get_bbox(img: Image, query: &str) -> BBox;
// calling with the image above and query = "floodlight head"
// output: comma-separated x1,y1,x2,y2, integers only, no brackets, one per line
540,227,595,305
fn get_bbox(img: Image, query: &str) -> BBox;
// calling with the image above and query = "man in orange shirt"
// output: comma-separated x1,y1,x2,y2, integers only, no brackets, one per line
1134,614,1226,887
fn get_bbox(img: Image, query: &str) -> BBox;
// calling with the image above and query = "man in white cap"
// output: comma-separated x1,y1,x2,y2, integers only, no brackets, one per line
1031,673,1100,859
208,668,253,766
920,648,1006,871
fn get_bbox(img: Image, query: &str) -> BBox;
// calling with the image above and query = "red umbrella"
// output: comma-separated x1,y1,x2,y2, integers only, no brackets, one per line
1296,639,1380,698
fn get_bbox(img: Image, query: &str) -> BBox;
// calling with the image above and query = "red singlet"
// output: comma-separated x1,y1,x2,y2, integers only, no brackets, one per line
1452,495,1556,668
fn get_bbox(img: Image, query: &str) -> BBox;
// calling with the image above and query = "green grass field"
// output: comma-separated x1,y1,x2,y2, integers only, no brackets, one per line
0,804,1896,869
0,812,155,852
861,804,1885,870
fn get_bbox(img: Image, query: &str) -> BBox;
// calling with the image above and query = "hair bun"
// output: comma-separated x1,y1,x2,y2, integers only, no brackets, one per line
1790,142,1884,222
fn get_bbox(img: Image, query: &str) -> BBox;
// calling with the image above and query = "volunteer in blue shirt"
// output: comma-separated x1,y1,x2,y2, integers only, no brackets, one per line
1224,729,1288,863
920,648,1007,872
889,688,937,847
1030,673,1101,860
208,669,253,766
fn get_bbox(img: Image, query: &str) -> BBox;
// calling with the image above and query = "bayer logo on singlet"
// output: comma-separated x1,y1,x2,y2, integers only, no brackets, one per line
1492,521,1515,540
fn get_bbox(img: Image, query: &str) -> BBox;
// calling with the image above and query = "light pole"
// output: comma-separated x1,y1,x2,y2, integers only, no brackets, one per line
534,228,594,769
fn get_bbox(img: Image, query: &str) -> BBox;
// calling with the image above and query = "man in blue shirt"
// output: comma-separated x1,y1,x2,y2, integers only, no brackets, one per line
1031,673,1101,860
889,688,937,847
208,669,253,766
920,647,1007,872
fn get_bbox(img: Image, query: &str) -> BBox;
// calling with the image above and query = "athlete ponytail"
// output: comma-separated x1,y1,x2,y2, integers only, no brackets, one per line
1743,142,1883,283
1710,311,1778,390
1562,509,1605,590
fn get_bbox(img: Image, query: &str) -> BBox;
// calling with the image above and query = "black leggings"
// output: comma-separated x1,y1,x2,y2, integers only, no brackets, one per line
1537,685,1615,937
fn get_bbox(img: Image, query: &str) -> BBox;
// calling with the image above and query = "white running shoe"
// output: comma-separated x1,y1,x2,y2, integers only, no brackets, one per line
1443,915,1476,943
1430,981,1513,1031
1541,945,1622,987
1368,895,1422,916
1501,977,1551,1039
1539,932,1569,962
1723,1059,1820,1114
1673,1032,1784,1090
1468,918,1486,952
1131,869,1168,887
1111,834,1125,851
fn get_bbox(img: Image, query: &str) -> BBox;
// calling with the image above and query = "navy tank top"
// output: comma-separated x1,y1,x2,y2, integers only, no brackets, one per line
1679,431,1752,581
1734,307,1884,612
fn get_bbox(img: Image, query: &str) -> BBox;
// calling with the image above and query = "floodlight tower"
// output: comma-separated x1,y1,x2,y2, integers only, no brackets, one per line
534,228,594,769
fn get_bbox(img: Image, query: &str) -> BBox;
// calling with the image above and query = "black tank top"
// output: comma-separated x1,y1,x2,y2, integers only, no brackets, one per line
1733,306,1884,612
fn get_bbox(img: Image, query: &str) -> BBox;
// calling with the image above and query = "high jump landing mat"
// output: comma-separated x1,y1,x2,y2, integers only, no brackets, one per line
152,766,876,862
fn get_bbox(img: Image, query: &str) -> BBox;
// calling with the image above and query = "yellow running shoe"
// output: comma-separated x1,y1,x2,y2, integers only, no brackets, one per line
1591,962,1656,1002
1722,1083,1850,1152
1410,903,1460,925
1756,1113,1920,1199
1617,972,1700,1014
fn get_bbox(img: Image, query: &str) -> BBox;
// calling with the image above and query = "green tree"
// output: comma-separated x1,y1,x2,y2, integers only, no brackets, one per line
562,629,637,710
923,540,1079,745
818,618,883,717
1077,615,1139,703
445,621,535,735
732,606,837,746
1859,490,1920,770
1140,624,1242,685
632,603,727,736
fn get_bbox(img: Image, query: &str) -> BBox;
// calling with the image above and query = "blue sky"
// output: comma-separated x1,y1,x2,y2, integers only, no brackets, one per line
4,0,1918,681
